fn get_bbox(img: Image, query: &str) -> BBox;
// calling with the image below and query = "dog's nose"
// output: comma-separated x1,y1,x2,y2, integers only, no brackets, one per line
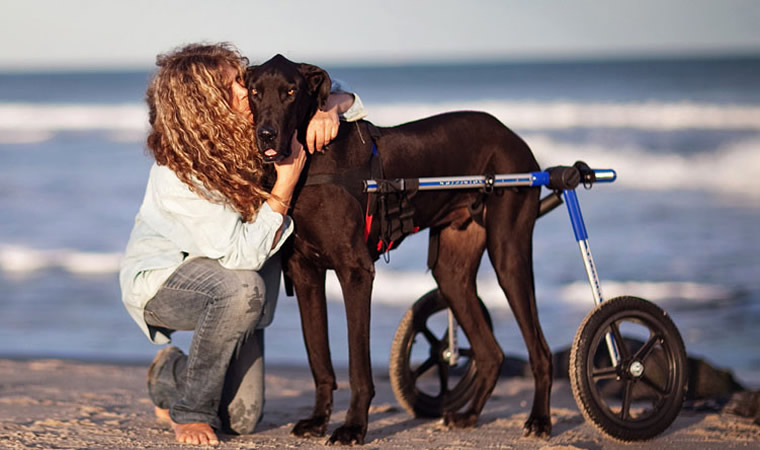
257,126,278,143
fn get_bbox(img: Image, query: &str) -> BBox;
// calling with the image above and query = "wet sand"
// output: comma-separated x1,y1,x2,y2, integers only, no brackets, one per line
0,358,757,449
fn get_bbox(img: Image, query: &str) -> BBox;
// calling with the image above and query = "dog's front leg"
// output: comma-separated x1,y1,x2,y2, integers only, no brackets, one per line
289,254,336,439
328,263,376,445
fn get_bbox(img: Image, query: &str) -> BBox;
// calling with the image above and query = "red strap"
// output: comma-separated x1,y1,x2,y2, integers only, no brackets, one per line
364,202,373,242
377,240,394,252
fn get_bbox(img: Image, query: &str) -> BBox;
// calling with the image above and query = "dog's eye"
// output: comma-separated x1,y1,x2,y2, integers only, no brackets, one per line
287,89,295,96
250,88,259,96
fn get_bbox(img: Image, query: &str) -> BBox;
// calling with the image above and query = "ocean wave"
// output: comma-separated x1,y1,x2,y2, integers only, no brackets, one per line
0,103,147,131
1,245,735,311
369,100,760,130
0,103,148,144
324,268,735,311
525,133,760,199
0,245,121,276
559,280,737,307
2,100,760,144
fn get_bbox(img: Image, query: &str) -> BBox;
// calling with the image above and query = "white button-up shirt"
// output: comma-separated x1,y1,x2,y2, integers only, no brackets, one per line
120,83,366,343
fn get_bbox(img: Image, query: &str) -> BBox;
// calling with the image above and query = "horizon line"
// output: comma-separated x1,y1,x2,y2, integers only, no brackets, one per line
1,49,759,75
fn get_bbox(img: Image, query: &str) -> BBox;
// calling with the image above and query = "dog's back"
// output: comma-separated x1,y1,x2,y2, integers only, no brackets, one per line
378,111,538,178
299,111,540,243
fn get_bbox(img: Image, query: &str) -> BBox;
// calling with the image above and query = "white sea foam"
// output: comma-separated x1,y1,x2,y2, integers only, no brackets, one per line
0,244,734,310
0,103,147,131
525,133,760,199
368,100,760,130
559,280,736,306
325,268,733,311
0,103,148,144
2,100,760,141
0,245,121,276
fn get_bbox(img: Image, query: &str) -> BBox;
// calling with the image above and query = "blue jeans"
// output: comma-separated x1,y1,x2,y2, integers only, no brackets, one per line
143,255,280,433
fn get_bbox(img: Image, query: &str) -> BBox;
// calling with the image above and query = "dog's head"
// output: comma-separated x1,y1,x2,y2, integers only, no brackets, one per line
245,54,331,163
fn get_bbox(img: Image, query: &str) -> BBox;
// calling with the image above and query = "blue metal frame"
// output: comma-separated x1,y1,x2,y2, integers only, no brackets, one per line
562,187,620,365
364,169,616,193
563,189,588,241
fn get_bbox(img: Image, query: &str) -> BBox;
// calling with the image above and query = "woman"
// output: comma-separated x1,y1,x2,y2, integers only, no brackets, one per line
119,42,365,446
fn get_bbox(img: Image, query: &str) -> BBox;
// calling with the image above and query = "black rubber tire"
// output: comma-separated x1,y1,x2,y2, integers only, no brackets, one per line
569,296,688,441
389,289,492,418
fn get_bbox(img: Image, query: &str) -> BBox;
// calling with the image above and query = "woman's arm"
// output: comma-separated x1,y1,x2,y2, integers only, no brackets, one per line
303,76,367,153
142,164,293,271
267,132,307,214
267,132,308,244
304,92,356,153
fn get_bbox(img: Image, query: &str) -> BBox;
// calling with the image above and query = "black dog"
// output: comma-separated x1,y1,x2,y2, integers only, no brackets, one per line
246,55,552,444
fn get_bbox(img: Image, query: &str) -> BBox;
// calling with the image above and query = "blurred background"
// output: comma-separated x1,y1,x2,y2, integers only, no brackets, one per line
1,0,759,387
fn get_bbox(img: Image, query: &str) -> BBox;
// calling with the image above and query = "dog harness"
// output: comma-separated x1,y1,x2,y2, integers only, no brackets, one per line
300,120,494,272
301,120,419,261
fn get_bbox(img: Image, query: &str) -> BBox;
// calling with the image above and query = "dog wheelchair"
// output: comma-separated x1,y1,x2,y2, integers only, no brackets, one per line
364,162,688,441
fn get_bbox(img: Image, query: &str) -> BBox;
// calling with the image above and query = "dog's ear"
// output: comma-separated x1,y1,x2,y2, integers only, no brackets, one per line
299,63,331,109
244,66,257,87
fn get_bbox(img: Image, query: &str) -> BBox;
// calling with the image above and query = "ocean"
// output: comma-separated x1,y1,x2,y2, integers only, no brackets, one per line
1,56,759,387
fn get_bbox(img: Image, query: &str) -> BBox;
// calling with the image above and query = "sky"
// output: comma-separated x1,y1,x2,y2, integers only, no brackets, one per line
1,0,759,71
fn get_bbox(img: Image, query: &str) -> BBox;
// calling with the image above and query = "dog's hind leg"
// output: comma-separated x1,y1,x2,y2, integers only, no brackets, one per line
486,188,552,439
432,217,504,428
288,252,336,439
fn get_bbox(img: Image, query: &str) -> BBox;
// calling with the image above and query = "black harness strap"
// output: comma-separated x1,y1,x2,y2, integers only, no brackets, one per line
301,121,380,199
427,228,440,271
374,177,419,259
354,121,421,260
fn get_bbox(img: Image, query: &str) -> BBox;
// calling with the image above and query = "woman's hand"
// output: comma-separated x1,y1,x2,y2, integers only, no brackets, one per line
267,132,307,216
304,92,354,153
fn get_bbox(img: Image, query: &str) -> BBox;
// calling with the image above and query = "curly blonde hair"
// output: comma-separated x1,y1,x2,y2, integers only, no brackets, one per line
146,42,272,222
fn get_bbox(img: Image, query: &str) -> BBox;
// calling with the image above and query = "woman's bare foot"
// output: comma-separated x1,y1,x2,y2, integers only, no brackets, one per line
154,406,172,426
172,422,219,446
154,406,219,445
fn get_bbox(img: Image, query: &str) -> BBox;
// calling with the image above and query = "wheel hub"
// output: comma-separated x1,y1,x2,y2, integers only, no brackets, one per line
628,360,645,378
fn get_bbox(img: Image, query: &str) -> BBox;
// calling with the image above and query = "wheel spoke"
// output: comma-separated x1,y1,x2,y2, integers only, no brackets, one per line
640,373,668,398
437,360,450,398
420,326,440,346
413,357,436,379
633,333,661,362
591,365,618,381
620,380,633,420
608,321,630,359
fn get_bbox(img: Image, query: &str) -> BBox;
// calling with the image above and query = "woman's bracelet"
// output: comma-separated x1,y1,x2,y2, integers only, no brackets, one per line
269,195,291,210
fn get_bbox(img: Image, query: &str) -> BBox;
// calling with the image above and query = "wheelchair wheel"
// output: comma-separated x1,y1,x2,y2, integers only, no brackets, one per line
569,296,688,441
389,289,492,417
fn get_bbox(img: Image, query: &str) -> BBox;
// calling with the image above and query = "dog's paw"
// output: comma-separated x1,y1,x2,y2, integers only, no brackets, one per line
442,411,479,428
523,414,552,440
291,416,328,438
327,424,365,446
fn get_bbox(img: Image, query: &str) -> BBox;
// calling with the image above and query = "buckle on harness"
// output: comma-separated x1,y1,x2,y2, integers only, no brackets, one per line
483,174,495,193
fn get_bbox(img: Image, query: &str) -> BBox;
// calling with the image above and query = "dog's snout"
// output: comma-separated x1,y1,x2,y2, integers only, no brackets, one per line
257,125,278,143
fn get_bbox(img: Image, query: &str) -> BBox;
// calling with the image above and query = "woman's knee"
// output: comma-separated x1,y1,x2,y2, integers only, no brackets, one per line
212,268,268,326
224,396,263,435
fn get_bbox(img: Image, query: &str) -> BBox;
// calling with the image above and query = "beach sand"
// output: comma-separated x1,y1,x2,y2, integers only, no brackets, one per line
0,358,758,449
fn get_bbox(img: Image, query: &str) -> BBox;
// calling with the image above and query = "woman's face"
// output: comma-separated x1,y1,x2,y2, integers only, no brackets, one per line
224,65,253,123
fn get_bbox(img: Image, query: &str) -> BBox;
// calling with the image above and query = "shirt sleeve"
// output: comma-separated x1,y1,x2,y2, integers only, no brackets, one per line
141,164,293,271
331,78,368,122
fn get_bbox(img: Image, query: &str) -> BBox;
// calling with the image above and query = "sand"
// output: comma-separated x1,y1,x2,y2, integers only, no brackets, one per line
0,358,758,449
